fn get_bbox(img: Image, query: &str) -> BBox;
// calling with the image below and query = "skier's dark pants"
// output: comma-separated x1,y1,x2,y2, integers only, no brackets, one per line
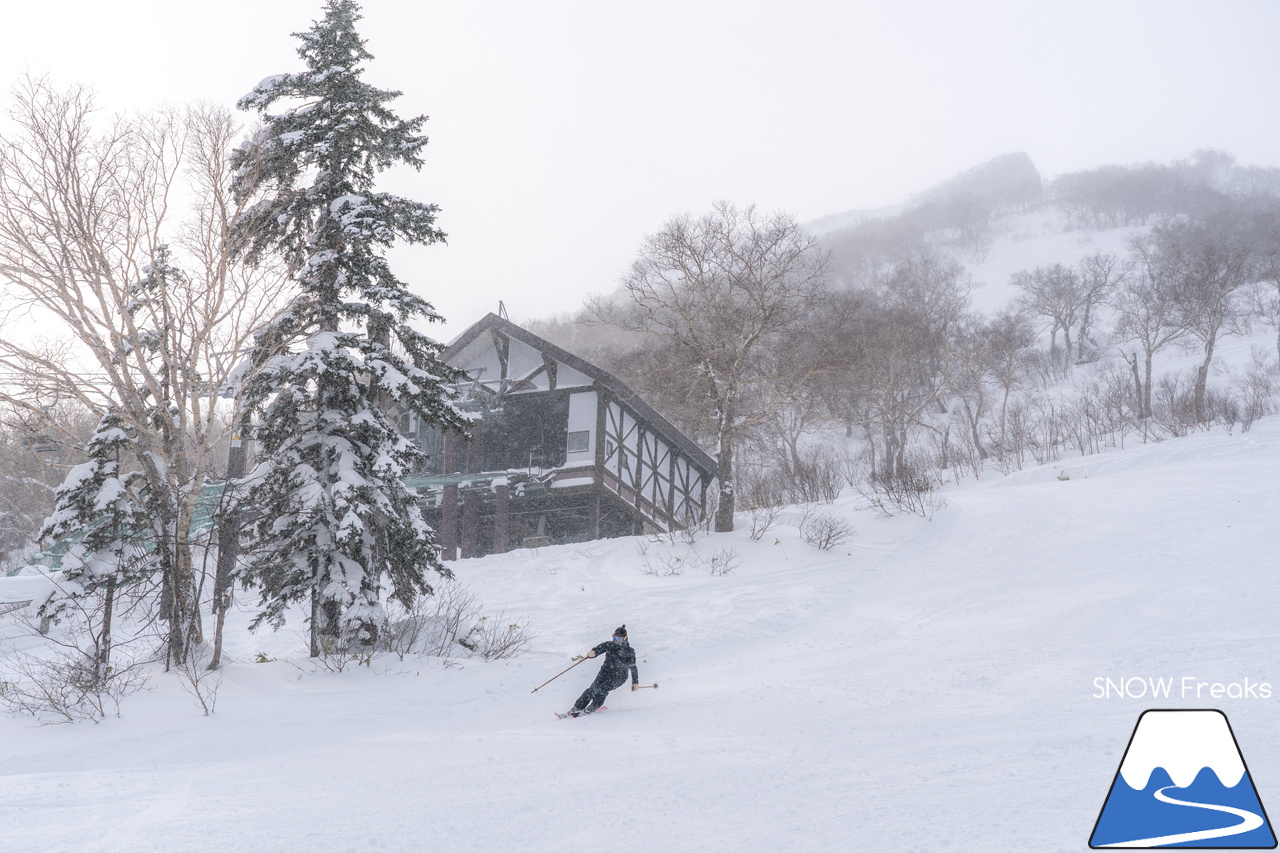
573,673,625,713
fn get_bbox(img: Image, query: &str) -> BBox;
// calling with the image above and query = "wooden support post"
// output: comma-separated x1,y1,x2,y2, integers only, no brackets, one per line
441,430,460,561
440,485,458,562
591,492,601,540
461,489,479,559
443,429,461,474
465,420,483,474
493,482,510,554
633,426,646,509
667,449,678,529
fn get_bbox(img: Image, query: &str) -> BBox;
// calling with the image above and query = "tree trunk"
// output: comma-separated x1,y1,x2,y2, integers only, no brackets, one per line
1079,303,1094,362
167,534,201,668
998,390,1012,463
711,388,736,533
210,600,229,671
1193,336,1217,425
962,400,988,461
714,431,735,533
880,429,896,483
97,576,116,688
1152,348,1162,417
1126,352,1144,419
893,424,909,479
209,441,245,671
861,423,878,482
310,589,321,658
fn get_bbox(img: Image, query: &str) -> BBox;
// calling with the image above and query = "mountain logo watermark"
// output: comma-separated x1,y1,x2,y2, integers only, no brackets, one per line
1090,709,1276,848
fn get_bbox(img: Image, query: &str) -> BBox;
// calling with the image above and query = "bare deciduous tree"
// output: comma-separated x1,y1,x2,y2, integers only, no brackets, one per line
1245,200,1280,363
975,309,1038,468
0,78,287,667
843,254,970,486
592,202,830,532
1012,263,1088,366
1076,250,1131,361
1114,239,1188,421
1131,211,1255,423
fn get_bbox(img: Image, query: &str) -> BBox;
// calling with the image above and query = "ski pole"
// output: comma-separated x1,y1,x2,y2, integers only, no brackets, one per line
531,658,587,693
636,683,659,689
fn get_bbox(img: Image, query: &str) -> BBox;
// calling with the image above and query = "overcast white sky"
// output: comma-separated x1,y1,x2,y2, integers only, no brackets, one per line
5,0,1279,338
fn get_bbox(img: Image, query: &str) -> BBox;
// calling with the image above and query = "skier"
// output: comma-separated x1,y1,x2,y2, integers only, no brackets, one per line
567,625,639,716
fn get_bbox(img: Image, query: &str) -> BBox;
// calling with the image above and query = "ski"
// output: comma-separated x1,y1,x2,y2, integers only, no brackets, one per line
554,706,607,719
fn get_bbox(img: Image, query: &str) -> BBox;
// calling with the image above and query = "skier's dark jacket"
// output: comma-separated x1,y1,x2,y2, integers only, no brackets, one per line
591,640,638,690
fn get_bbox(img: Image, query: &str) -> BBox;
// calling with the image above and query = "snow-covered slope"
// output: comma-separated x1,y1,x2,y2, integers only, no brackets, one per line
963,211,1149,314
3,414,1280,852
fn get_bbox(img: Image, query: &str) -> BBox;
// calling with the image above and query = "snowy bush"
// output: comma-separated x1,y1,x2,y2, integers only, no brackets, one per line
738,445,846,510
376,581,535,663
377,583,475,661
0,641,151,725
848,452,947,520
799,511,854,551
468,615,535,661
790,446,847,504
0,586,154,723
1233,350,1279,431
1,651,126,723
636,543,740,577
637,550,690,577
1150,371,1205,438
746,505,782,542
174,646,222,716
703,547,741,576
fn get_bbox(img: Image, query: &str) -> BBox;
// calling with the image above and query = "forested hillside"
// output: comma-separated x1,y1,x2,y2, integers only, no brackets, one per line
528,149,1280,526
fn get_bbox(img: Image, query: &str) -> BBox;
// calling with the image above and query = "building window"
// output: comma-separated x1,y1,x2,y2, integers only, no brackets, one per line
567,430,590,453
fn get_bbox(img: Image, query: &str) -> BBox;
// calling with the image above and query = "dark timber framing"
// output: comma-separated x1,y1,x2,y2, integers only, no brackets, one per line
411,313,716,559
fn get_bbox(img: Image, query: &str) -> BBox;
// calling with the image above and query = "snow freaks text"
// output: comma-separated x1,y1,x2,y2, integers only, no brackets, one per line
1093,676,1273,700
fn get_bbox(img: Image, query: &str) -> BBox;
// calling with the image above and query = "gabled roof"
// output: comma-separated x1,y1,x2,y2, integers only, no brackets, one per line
444,314,716,476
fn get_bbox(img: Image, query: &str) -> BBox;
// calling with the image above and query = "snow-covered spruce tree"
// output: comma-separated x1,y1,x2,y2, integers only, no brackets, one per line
37,410,152,686
231,0,468,656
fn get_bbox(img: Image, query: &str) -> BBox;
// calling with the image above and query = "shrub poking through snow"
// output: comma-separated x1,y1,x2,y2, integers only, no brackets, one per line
636,543,740,577
704,547,741,576
375,580,534,662
800,511,854,551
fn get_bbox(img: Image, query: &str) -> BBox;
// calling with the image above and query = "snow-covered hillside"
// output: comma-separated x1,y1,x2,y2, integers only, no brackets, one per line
963,210,1148,314
3,412,1280,852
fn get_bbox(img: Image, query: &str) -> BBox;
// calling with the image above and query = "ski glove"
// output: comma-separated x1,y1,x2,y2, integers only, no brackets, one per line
587,650,597,658
631,683,638,691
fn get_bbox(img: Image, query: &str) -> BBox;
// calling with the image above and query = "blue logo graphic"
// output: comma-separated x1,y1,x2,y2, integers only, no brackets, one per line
1091,709,1276,848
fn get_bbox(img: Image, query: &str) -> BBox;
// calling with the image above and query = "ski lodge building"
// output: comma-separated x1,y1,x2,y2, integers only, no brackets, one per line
404,313,717,560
